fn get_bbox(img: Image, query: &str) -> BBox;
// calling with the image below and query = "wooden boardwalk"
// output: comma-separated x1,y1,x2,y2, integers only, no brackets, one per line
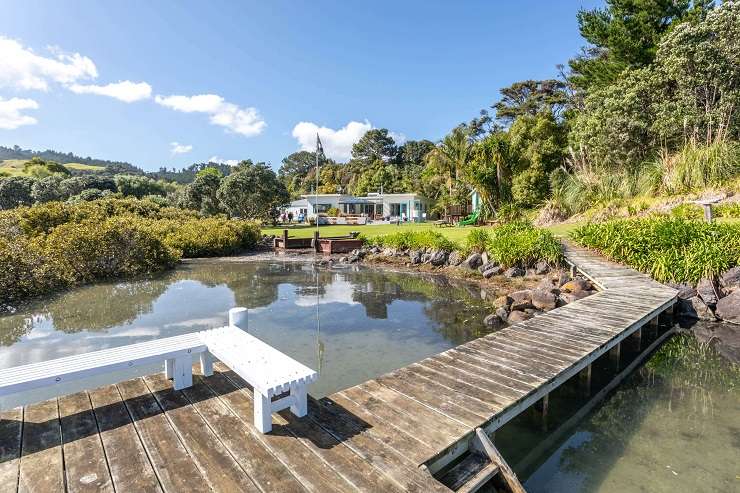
0,244,677,492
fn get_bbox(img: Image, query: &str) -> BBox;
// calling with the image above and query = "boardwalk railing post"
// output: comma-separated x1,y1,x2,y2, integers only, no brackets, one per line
229,307,249,331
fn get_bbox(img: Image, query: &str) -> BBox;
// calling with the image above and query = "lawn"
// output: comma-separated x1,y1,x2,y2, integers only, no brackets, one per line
262,221,583,244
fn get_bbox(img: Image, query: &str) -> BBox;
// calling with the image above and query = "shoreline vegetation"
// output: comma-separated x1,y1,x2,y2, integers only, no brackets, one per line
0,197,260,312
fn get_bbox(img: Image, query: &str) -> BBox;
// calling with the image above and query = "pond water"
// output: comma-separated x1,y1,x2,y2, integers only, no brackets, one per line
495,331,740,493
0,257,494,404
1,258,737,491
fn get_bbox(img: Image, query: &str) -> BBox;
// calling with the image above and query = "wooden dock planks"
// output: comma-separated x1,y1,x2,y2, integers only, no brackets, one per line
5,242,677,492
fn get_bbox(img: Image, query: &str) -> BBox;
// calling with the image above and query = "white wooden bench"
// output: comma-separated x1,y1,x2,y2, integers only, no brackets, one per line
0,332,211,401
199,316,318,433
0,307,317,434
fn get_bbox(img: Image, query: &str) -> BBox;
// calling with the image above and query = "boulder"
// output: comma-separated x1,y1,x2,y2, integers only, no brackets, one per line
482,266,504,278
381,248,396,257
493,295,512,309
421,253,433,263
668,282,697,300
560,279,591,293
495,307,509,322
558,291,589,305
534,261,550,275
479,262,497,273
531,289,557,310
507,311,532,324
503,267,525,278
537,277,560,294
408,250,422,264
463,253,483,270
483,313,505,328
430,250,448,266
481,252,490,265
720,267,740,289
715,291,740,324
448,251,464,266
678,296,717,321
697,278,721,306
509,290,533,311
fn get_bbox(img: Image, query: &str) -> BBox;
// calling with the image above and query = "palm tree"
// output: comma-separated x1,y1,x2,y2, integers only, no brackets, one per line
424,126,473,203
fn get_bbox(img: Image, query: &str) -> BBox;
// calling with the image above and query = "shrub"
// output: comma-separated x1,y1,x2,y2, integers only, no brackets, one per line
326,207,340,217
511,165,549,207
571,216,740,283
0,176,35,209
0,197,262,309
486,221,563,268
369,230,458,252
670,203,703,220
147,217,260,257
465,229,490,253
37,217,179,284
716,202,740,218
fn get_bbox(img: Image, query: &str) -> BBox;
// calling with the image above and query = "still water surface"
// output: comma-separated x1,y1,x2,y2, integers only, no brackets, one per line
0,258,737,492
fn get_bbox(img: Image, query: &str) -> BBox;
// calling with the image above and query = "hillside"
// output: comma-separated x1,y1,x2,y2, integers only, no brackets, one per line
0,145,143,175
0,159,106,177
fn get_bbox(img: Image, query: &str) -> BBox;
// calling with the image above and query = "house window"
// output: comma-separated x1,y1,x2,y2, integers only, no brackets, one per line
315,203,332,213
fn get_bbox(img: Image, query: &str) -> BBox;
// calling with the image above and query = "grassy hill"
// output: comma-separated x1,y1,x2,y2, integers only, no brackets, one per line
0,159,105,177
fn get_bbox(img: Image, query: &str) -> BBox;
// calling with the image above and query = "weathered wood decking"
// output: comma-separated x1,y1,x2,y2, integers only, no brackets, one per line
0,244,677,492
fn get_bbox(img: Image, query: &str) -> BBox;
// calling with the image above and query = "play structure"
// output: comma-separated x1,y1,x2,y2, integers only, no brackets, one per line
458,210,480,226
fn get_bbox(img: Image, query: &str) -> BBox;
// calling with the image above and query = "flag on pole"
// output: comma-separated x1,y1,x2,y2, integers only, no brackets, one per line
316,134,325,159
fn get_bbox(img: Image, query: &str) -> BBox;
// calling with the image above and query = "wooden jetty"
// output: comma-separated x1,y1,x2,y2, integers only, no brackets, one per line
0,243,677,492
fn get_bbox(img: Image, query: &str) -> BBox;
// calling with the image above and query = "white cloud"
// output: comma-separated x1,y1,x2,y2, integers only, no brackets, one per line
0,37,97,91
154,94,266,137
68,80,152,102
0,97,39,129
208,156,239,166
291,120,373,161
170,142,193,155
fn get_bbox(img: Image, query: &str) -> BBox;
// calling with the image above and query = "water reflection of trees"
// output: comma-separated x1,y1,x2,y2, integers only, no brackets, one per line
0,260,495,347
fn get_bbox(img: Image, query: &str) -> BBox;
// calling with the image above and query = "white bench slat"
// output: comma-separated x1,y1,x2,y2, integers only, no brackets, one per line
198,326,318,397
0,333,206,396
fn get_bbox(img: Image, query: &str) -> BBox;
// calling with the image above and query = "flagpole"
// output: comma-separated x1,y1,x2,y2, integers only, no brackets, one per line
315,134,321,373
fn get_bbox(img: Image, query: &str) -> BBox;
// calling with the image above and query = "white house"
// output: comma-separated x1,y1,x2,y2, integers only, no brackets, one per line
284,193,429,222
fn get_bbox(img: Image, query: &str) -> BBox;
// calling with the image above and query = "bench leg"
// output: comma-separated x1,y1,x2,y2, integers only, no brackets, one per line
172,357,193,390
289,383,308,418
199,352,213,377
164,359,174,379
254,392,272,433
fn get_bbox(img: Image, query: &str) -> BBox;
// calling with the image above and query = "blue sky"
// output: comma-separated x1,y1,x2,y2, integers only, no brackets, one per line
0,0,600,171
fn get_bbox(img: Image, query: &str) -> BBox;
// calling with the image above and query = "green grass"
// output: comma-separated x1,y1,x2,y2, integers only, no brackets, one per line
263,221,581,243
0,159,105,176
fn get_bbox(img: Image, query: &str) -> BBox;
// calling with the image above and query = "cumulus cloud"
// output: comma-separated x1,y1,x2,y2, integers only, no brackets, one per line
170,142,193,155
68,80,152,102
0,97,39,129
291,120,373,161
208,156,239,166
0,37,97,91
155,94,266,137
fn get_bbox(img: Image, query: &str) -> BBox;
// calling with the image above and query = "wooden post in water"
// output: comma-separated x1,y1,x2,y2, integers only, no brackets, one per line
282,229,289,249
533,393,549,431
627,327,642,352
609,342,621,371
313,230,320,252
579,364,592,396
